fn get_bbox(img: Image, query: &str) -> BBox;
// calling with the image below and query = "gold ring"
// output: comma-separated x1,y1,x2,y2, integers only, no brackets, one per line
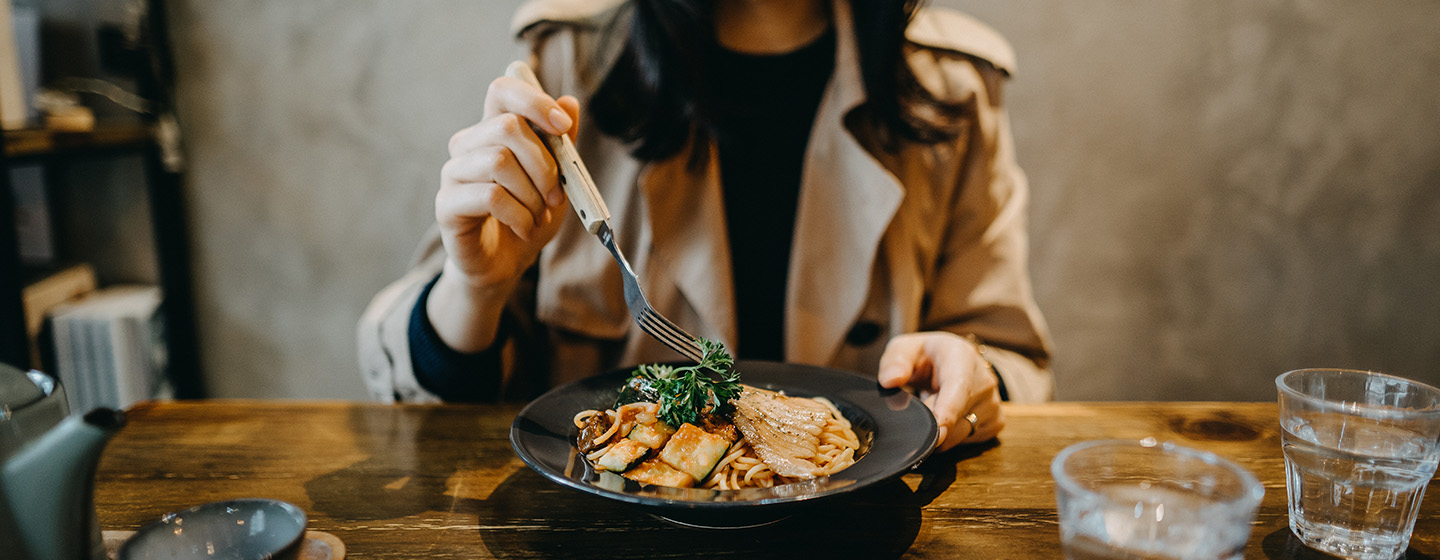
963,412,979,438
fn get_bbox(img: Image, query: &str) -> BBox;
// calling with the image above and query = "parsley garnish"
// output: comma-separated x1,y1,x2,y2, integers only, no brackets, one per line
625,338,741,427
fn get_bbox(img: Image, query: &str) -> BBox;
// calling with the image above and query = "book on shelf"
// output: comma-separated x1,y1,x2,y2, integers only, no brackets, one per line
22,262,97,367
46,284,169,412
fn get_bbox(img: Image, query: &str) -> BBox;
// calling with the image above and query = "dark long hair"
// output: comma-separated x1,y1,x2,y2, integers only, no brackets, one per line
589,0,966,163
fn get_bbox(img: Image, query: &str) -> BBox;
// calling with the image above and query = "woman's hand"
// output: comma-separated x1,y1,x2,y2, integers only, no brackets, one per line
427,76,581,353
440,76,579,288
877,332,1004,451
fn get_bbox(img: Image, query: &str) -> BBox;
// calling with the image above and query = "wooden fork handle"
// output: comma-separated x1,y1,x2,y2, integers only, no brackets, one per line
504,60,610,234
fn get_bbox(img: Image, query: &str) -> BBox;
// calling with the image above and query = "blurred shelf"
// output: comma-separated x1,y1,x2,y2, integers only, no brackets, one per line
3,1,201,397
3,124,153,161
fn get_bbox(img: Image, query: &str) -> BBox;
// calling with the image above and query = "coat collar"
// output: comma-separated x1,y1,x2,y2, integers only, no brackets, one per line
637,0,904,364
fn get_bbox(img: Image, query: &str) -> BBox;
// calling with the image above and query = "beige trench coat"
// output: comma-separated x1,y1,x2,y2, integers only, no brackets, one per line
357,0,1055,403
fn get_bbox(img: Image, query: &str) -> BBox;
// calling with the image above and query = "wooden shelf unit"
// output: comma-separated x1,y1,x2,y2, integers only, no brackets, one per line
0,0,203,398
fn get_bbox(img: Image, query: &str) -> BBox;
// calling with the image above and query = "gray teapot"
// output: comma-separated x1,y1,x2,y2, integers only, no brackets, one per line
1,363,125,560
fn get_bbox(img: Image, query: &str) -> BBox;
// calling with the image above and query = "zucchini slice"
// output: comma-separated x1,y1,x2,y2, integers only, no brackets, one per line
626,421,676,449
596,438,650,472
658,423,732,481
623,457,696,488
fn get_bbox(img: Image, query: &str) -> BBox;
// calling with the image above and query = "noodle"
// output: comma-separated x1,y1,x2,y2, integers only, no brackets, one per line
575,392,862,490
591,409,622,448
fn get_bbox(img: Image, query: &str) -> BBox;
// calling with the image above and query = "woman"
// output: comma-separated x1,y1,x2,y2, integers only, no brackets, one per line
359,0,1053,451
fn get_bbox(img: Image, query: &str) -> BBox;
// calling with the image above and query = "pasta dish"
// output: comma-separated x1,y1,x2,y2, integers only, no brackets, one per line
572,340,861,490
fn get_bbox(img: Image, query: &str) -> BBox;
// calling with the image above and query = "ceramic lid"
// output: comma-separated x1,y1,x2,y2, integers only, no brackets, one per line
0,363,46,411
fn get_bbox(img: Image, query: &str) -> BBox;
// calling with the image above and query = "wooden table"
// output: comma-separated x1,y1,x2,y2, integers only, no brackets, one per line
95,401,1440,559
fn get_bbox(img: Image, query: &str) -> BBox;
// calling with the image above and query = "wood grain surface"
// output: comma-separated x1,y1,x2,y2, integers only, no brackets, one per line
94,401,1440,559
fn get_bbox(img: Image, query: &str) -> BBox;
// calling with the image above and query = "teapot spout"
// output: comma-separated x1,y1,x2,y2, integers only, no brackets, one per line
2,408,126,560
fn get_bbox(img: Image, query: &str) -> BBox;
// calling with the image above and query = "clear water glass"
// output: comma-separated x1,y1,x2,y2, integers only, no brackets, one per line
1051,439,1264,560
1277,368,1440,560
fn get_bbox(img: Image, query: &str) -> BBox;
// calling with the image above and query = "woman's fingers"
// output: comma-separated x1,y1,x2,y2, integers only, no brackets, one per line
962,394,1005,444
949,389,1004,447
443,145,548,223
437,178,545,242
446,76,580,215
933,336,1003,449
430,73,581,295
449,114,563,208
556,95,581,141
877,333,930,389
879,332,1003,451
926,339,976,450
483,76,572,136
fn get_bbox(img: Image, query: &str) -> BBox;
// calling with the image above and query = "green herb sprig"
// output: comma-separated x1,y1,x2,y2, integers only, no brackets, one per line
626,338,740,427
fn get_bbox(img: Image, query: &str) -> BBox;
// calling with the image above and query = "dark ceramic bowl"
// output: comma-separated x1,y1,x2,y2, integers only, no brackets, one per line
510,360,938,527
118,499,308,560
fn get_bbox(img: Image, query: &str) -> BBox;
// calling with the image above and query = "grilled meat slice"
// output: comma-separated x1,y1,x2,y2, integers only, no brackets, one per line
731,386,832,479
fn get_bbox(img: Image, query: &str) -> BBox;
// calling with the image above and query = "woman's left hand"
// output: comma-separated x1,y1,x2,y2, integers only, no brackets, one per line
878,332,1004,451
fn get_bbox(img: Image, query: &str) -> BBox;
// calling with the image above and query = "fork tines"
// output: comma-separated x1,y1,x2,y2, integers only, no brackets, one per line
637,307,706,363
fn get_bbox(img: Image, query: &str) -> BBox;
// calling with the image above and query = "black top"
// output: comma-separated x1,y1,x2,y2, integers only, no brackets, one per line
710,28,836,361
409,29,837,400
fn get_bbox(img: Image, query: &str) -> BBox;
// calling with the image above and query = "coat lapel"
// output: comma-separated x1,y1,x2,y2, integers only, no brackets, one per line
786,0,904,365
639,143,739,350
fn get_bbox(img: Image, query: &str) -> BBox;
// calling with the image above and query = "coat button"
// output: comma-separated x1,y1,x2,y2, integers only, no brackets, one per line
845,321,883,347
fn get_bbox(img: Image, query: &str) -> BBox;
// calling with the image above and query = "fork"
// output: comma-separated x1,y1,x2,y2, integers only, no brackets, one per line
505,61,706,364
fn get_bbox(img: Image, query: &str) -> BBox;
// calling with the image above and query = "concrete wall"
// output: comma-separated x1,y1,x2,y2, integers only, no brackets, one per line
166,1,527,399
960,1,1440,400
164,0,1440,401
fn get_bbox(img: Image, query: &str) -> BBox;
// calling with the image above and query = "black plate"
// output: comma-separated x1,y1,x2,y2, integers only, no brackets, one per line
509,360,937,527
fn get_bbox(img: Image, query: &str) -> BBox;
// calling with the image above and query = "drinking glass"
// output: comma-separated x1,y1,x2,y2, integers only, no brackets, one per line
1052,439,1264,560
1277,368,1440,560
